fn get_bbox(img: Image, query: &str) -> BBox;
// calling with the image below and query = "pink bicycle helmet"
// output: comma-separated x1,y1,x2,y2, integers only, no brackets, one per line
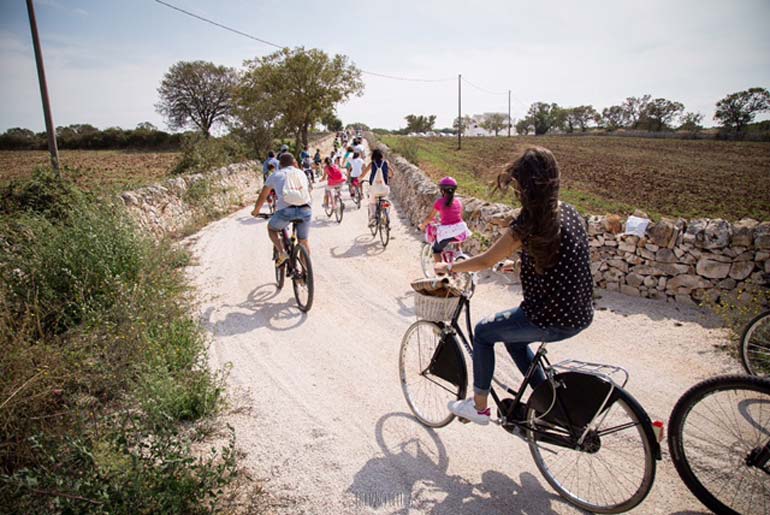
439,176,458,188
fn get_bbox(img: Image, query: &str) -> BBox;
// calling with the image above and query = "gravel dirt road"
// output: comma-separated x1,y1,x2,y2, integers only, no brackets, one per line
185,141,738,514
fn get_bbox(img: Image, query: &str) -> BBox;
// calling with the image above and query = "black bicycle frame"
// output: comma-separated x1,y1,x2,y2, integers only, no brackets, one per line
442,294,593,449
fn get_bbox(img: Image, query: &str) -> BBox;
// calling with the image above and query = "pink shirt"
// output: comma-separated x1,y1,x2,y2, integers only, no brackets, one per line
326,165,345,186
434,197,463,225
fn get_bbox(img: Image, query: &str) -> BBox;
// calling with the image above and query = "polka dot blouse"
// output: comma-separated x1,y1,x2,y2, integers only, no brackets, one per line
513,203,594,330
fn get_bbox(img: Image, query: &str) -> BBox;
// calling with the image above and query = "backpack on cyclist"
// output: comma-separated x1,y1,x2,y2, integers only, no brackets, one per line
370,161,390,197
282,167,312,206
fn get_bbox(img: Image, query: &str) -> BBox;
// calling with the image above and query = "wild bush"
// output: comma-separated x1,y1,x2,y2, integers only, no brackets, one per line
0,169,237,512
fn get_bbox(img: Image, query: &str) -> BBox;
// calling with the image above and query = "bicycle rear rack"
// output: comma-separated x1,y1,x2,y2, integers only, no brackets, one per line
551,359,629,389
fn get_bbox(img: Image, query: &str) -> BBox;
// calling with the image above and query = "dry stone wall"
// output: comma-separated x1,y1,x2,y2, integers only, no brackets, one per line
366,133,770,306
120,161,262,240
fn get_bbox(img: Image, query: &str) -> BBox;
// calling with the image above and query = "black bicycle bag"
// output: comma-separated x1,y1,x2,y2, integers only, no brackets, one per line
528,371,618,430
428,333,467,388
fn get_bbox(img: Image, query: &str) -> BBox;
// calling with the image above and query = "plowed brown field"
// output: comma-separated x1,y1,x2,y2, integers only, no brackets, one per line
381,135,770,221
0,150,180,192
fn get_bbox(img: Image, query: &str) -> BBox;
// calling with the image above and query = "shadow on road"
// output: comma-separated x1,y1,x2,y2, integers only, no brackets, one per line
200,283,307,335
330,233,385,259
347,412,577,514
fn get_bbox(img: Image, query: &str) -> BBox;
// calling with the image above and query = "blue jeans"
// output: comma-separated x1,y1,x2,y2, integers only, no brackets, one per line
268,206,312,240
473,307,584,395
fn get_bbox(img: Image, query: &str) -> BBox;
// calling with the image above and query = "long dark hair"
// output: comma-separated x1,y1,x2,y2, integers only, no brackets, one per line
498,147,561,274
441,187,455,207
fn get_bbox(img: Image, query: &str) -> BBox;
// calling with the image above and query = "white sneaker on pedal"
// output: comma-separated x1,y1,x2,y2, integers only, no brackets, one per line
448,398,491,426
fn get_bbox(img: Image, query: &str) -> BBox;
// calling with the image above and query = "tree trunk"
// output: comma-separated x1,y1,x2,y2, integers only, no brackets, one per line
302,123,309,149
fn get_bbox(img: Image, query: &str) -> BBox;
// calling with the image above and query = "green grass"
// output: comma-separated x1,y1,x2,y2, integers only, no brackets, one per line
380,135,770,221
0,169,237,513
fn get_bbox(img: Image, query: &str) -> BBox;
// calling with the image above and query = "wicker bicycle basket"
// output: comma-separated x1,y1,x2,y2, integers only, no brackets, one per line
414,293,460,322
411,277,463,322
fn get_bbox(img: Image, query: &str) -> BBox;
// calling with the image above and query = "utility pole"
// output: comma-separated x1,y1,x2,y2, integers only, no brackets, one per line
457,74,462,150
508,90,511,137
26,0,60,175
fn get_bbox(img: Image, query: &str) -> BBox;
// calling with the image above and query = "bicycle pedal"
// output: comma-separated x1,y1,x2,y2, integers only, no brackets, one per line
458,417,471,424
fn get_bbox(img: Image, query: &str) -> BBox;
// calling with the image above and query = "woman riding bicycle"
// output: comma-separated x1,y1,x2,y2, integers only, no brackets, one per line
362,148,393,227
437,147,594,426
322,157,346,210
418,176,471,264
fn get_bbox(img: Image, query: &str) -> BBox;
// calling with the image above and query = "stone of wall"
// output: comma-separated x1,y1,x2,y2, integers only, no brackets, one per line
365,133,770,305
119,161,262,240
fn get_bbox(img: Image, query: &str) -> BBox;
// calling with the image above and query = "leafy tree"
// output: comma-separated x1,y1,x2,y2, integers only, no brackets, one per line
678,112,704,138
346,122,370,131
480,112,509,136
404,114,436,133
679,112,703,131
231,71,281,156
527,102,562,135
621,95,652,129
452,115,474,135
515,118,532,135
714,87,770,134
322,113,343,132
240,47,364,150
136,122,157,131
0,127,43,150
601,105,626,130
156,60,237,137
641,98,684,131
567,105,599,132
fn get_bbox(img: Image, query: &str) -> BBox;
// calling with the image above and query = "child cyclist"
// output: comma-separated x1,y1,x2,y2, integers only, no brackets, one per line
418,176,471,263
322,157,347,210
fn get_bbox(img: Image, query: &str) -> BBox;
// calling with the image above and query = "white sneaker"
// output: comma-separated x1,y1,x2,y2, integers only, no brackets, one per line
448,398,491,426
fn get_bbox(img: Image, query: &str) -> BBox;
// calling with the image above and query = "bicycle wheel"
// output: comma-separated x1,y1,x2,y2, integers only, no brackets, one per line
369,207,378,236
421,243,436,278
324,193,333,218
291,244,314,312
353,187,362,209
399,320,466,428
527,390,657,513
335,195,344,223
741,311,770,376
273,247,285,290
668,375,770,515
379,210,390,247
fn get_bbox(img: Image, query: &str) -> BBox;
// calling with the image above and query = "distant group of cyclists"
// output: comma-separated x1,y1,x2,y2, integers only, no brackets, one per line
252,130,393,262
252,131,595,428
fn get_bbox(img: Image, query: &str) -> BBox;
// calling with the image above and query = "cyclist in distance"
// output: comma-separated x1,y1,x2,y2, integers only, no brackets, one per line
437,147,594,426
418,176,472,263
362,148,393,227
299,145,310,164
322,156,347,210
278,144,290,159
262,151,280,181
252,153,313,266
348,151,365,189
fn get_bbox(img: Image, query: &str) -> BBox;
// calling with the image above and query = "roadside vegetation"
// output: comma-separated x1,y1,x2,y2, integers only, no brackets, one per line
381,134,770,221
0,169,238,513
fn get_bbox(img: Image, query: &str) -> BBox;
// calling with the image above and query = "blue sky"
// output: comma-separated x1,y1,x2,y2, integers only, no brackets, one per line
1,0,769,132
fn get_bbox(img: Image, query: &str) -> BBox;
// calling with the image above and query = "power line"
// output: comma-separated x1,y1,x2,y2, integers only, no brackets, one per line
461,77,507,96
155,0,283,49
154,0,454,83
360,70,455,83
